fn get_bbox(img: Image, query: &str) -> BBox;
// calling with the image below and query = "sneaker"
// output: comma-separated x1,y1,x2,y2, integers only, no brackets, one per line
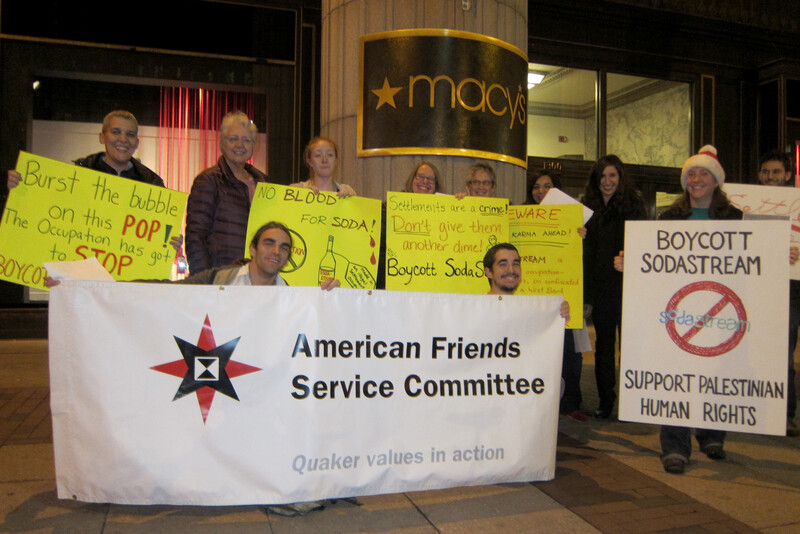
567,410,588,422
662,457,686,474
593,408,612,419
266,500,325,516
788,418,800,437
703,444,726,460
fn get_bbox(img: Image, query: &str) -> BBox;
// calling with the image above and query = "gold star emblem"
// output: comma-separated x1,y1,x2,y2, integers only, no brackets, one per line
371,77,402,110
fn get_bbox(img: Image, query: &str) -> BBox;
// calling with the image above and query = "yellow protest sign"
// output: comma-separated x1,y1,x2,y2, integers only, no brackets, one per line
0,152,187,288
509,204,584,328
385,192,509,293
246,183,381,288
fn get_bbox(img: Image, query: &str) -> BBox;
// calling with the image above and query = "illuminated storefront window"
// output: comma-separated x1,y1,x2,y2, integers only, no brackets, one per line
527,65,597,161
528,64,691,168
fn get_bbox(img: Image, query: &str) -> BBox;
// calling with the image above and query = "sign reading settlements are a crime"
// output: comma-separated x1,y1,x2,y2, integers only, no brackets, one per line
619,220,789,435
724,182,800,280
359,29,528,168
385,192,509,293
0,152,187,288
246,183,382,288
509,204,584,329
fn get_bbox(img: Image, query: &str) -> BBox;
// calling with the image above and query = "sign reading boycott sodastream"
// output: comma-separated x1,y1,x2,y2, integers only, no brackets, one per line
0,152,187,288
246,183,382,288
385,192,509,293
619,220,789,435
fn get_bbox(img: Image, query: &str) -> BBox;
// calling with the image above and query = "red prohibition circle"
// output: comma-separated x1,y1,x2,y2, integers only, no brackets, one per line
664,280,747,357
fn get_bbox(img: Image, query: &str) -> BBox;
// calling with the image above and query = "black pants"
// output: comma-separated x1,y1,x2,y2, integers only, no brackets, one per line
788,292,799,419
592,289,621,413
560,330,583,413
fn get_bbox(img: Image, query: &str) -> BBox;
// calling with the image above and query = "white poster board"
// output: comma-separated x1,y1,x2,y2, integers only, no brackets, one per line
724,183,800,280
49,282,565,505
619,220,788,435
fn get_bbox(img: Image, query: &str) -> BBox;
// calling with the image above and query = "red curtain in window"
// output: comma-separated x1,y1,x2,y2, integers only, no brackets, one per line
157,87,255,193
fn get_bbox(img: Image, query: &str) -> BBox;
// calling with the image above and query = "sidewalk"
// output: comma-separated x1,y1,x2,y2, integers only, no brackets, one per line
1,338,798,533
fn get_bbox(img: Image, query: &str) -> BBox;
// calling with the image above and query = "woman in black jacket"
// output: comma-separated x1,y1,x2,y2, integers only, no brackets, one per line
582,155,648,419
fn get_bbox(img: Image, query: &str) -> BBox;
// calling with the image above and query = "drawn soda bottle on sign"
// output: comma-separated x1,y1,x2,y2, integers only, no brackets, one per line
318,235,336,284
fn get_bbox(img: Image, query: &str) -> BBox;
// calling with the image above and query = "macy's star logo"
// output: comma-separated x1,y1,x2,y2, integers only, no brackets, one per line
371,77,402,110
151,315,261,423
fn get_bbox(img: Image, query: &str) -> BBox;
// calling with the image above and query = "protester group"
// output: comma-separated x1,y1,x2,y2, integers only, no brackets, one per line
5,109,798,488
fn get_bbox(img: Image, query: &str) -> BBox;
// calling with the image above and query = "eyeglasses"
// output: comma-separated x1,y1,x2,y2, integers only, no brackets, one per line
470,179,493,187
225,135,254,146
415,174,436,184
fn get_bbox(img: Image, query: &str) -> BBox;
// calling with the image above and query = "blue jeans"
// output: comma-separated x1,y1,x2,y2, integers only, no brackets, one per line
660,425,726,462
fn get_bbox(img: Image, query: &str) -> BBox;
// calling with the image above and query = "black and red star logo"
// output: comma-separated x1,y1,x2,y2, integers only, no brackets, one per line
151,315,261,423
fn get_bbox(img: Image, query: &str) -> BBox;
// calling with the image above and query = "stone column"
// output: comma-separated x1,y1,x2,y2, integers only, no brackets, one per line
321,0,528,202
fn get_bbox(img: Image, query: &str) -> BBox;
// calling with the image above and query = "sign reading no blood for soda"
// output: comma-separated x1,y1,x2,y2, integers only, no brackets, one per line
246,183,382,289
618,220,790,435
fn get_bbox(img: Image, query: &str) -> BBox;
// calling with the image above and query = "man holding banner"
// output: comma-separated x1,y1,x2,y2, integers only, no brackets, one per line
484,243,521,295
178,221,293,287
483,242,570,320
179,219,337,516
178,221,338,290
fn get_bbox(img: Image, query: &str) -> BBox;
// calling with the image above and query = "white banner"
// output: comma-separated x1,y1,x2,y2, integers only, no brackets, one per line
49,282,565,505
619,220,789,435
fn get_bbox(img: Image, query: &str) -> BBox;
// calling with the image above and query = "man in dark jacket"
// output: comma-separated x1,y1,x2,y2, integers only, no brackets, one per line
7,110,181,252
7,110,164,189
756,150,799,437
72,110,164,185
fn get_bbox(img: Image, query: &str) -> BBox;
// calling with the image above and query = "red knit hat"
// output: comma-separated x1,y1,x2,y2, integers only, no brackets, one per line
680,145,725,189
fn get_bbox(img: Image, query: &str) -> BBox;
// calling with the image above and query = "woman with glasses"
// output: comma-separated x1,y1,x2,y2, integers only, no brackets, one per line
185,111,268,274
403,161,441,194
377,161,442,289
464,162,496,197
